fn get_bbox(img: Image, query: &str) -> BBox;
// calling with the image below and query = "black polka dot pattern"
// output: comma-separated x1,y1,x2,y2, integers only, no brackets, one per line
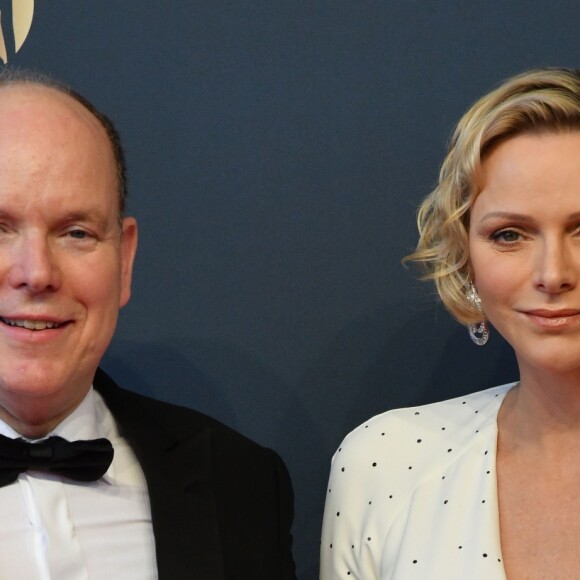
320,383,515,579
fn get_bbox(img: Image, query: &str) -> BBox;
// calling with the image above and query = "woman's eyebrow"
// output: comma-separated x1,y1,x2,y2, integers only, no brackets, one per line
476,211,534,223
477,210,580,223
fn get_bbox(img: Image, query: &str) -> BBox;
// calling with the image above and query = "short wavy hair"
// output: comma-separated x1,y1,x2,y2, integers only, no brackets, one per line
404,68,580,324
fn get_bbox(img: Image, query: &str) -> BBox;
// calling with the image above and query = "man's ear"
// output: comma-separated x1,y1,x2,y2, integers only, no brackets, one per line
119,216,138,308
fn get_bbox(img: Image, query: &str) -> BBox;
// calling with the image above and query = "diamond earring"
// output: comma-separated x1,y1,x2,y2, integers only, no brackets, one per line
466,283,489,346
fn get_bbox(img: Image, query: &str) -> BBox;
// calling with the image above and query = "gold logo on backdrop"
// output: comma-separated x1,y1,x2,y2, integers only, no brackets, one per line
0,0,34,64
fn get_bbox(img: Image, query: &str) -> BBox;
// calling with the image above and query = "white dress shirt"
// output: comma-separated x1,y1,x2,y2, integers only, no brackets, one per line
0,387,158,580
321,383,516,580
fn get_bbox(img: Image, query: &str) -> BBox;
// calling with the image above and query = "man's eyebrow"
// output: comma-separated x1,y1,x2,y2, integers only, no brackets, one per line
61,210,108,224
0,208,110,224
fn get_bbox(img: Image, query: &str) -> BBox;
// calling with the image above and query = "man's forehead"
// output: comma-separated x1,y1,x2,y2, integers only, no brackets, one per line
0,83,120,213
0,83,104,136
0,81,124,217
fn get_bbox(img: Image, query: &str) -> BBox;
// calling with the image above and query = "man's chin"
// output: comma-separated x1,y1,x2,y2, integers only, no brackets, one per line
0,370,92,435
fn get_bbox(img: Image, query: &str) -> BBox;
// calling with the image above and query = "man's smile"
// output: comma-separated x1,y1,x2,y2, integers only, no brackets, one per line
0,317,66,330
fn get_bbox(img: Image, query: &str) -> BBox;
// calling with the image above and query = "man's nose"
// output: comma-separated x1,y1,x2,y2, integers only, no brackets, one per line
6,234,62,293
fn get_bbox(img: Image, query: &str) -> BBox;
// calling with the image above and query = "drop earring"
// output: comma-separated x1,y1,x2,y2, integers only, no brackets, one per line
466,283,489,346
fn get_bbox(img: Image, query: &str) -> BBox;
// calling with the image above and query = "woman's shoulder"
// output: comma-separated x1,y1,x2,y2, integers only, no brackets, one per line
322,384,515,579
331,383,514,473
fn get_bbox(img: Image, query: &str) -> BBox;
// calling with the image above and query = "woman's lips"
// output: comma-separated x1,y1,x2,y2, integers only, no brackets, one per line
523,309,580,328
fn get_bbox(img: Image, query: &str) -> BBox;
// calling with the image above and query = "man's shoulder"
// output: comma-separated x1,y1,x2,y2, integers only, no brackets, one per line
94,368,277,461
94,370,296,579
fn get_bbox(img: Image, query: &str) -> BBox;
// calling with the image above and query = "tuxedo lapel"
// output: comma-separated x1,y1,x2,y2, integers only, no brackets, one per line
131,424,226,579
94,370,226,580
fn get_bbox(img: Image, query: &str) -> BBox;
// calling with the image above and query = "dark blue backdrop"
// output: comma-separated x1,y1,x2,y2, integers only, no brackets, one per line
5,2,578,577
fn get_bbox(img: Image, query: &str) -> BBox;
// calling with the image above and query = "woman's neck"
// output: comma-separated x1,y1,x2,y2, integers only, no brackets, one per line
499,365,580,453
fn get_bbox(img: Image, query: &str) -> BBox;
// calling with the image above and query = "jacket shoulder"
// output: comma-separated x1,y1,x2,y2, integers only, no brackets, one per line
94,367,281,461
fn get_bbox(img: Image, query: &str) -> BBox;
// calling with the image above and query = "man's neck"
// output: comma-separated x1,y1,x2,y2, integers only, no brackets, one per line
0,388,92,439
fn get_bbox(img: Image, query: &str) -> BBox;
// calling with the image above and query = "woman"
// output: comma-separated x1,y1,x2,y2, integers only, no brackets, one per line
320,68,580,579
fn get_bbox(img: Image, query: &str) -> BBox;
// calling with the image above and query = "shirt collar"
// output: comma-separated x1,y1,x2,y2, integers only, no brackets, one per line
49,388,102,441
0,388,136,486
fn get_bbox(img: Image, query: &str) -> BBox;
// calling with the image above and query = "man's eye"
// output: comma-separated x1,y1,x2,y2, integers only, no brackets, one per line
68,229,89,239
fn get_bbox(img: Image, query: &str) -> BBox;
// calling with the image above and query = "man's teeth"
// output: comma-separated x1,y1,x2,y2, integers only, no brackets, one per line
0,318,62,330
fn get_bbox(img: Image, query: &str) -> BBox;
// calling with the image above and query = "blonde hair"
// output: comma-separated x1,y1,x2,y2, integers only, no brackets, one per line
404,68,580,324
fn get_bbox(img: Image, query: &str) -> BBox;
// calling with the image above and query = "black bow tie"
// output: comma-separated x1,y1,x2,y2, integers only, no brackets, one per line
0,434,114,488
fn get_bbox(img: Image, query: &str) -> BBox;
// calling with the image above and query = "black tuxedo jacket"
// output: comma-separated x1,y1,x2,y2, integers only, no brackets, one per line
94,368,297,580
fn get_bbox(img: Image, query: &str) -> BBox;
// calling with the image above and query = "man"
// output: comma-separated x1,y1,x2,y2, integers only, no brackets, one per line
0,70,296,579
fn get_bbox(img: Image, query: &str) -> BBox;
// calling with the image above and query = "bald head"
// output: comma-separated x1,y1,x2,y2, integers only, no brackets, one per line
0,69,127,217
0,84,119,217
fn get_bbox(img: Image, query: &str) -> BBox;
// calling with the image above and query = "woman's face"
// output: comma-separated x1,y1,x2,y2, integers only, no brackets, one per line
469,130,580,375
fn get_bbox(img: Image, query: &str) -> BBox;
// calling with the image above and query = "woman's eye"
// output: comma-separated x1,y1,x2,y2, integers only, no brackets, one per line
491,229,521,243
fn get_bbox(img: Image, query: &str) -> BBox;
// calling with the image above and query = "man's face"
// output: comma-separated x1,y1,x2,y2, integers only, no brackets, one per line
0,85,137,434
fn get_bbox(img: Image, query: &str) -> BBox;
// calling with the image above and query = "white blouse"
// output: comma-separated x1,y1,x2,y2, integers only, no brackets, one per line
320,383,516,579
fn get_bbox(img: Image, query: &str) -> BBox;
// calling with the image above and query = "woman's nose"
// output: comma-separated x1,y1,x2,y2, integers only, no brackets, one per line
532,238,577,294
